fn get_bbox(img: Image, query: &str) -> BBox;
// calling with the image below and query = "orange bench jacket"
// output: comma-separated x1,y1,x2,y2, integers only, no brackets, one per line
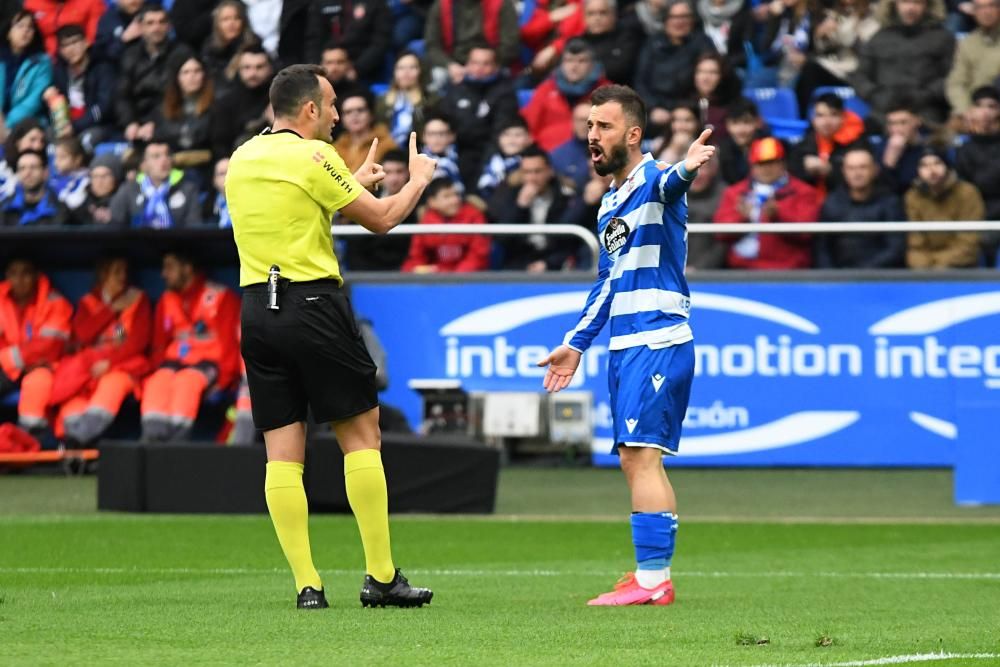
150,277,241,390
0,275,73,381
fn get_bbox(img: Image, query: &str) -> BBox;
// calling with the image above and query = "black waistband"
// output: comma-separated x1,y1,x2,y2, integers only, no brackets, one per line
243,278,341,292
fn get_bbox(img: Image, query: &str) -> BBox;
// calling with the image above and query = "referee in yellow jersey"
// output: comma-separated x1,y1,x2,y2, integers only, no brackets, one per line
226,64,436,610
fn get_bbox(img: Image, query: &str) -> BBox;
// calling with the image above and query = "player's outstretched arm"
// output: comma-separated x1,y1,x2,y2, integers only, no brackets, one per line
537,345,582,393
683,128,716,173
342,132,436,234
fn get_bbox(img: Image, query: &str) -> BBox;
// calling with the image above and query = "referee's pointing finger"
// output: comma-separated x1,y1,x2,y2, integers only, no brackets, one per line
366,137,379,162
409,131,418,156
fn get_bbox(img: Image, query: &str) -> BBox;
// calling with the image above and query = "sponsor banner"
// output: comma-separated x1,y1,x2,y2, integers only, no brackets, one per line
351,281,1000,468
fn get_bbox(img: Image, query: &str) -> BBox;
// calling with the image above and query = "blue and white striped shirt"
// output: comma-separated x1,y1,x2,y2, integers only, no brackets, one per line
563,153,695,352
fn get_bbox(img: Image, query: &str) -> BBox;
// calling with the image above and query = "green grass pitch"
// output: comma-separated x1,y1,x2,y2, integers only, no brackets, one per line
2,468,999,666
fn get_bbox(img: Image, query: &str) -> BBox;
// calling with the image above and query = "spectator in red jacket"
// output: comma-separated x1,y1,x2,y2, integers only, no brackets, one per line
51,256,152,446
24,0,106,57
521,38,610,152
140,249,240,442
714,137,820,269
521,0,585,74
402,178,491,273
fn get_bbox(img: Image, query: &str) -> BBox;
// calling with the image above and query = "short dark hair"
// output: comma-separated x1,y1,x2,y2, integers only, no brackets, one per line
15,149,46,169
519,144,551,165
498,116,529,133
270,64,326,118
843,142,876,162
423,113,453,130
55,136,85,160
138,5,168,21
340,91,373,112
563,37,594,59
56,23,86,43
726,97,760,120
321,41,350,56
163,247,199,269
381,149,407,165
814,93,845,112
885,93,919,116
139,139,171,157
590,84,647,134
425,177,457,199
239,43,270,60
972,85,1000,105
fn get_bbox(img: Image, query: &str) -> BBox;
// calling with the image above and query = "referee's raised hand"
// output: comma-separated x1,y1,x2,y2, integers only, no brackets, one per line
354,137,386,189
408,131,437,185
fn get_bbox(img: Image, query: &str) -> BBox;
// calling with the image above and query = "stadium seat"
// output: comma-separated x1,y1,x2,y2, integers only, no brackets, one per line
93,141,129,157
811,86,871,119
766,117,809,143
518,89,534,109
743,87,799,121
406,39,425,57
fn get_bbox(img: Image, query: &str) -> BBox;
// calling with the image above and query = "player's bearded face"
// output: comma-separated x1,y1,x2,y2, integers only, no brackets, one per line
591,135,629,177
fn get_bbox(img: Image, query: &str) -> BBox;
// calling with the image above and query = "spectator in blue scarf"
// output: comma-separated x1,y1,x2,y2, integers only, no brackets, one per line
2,149,65,226
110,140,202,228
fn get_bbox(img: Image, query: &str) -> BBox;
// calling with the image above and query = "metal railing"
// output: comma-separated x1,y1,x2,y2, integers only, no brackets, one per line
333,221,1000,277
692,221,1000,234
333,223,603,268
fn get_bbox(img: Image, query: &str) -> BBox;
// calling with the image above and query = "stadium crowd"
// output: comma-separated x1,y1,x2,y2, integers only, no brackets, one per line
0,0,995,270
2,0,1000,448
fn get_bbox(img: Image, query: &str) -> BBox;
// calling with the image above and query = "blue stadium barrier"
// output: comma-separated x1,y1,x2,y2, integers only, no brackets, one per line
744,87,799,121
811,86,871,119
518,89,534,109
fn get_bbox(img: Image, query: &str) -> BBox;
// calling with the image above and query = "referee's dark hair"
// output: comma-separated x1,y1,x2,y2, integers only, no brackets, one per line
591,84,647,135
270,64,327,119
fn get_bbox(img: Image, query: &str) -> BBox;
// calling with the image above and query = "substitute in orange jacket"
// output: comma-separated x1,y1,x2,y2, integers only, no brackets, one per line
0,256,73,433
51,256,152,445
402,178,491,273
141,249,240,442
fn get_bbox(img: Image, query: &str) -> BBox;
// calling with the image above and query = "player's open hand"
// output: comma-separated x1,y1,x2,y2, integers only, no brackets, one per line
408,131,438,186
537,345,582,393
354,137,386,189
683,128,716,174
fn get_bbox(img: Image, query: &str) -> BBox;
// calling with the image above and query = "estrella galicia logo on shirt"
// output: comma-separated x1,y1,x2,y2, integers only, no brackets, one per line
603,217,630,254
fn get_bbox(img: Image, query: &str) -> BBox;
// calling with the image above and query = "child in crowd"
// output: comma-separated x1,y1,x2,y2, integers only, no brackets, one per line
50,137,90,212
402,178,491,273
477,117,532,200
421,115,463,193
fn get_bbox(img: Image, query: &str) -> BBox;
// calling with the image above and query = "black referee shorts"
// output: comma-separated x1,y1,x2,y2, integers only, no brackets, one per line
241,280,378,431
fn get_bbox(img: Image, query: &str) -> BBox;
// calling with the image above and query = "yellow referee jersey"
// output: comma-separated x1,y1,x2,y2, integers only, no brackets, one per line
226,129,363,287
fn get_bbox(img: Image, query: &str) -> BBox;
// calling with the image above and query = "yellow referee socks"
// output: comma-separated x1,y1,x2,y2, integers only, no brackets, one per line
344,449,396,583
264,461,323,593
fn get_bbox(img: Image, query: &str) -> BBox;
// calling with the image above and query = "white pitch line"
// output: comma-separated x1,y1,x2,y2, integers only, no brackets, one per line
737,652,1000,667
1,567,1000,580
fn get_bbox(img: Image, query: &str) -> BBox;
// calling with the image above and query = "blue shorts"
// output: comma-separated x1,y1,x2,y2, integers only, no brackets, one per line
607,341,695,455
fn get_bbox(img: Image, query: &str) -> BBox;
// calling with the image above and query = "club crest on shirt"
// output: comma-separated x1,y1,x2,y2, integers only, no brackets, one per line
603,217,631,254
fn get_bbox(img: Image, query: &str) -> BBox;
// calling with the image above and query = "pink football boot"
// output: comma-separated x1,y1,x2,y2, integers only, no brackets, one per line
587,572,675,606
